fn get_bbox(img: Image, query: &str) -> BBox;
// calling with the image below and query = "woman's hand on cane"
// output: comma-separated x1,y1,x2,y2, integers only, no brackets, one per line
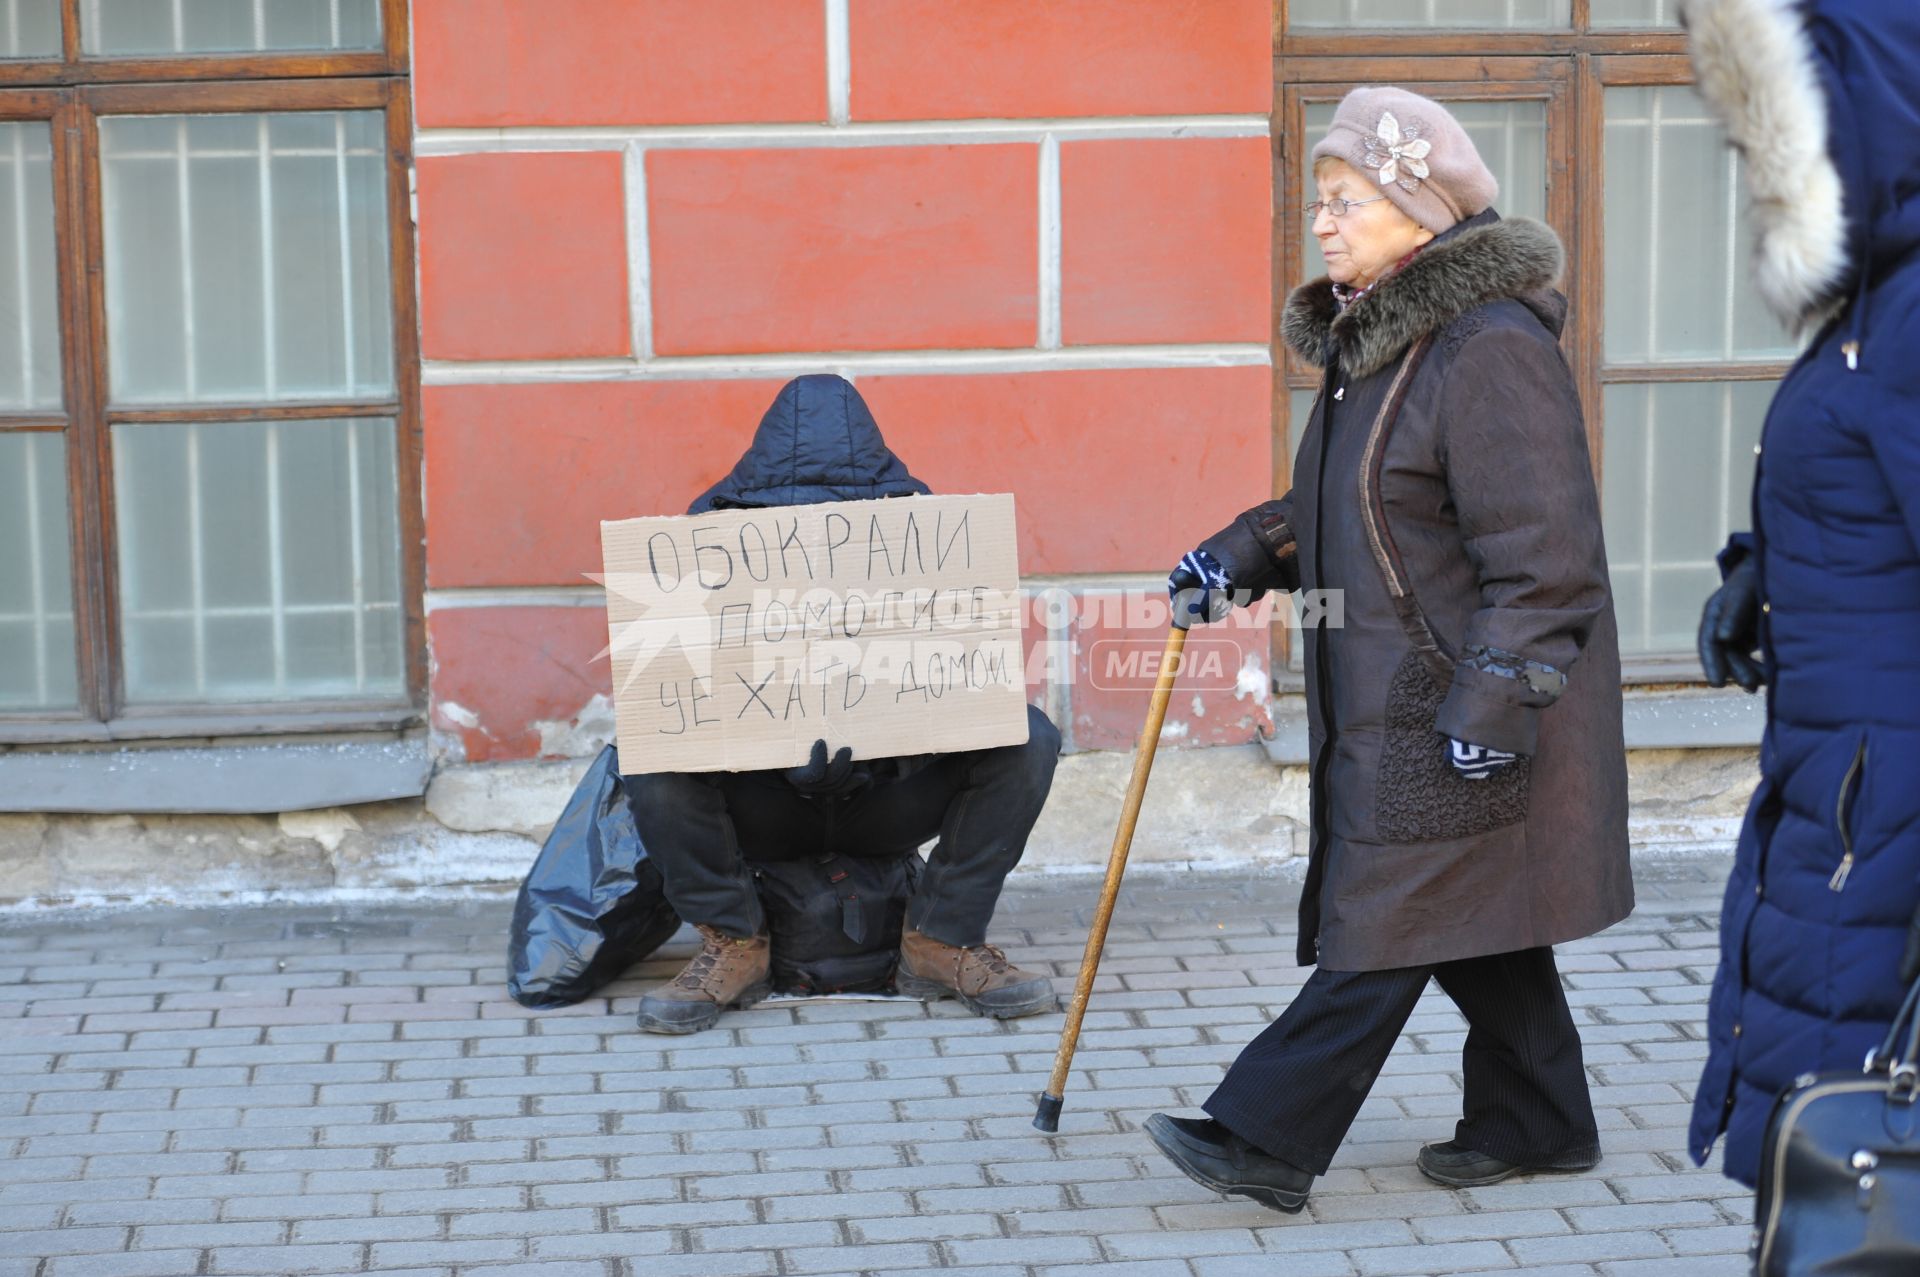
1168,548,1236,629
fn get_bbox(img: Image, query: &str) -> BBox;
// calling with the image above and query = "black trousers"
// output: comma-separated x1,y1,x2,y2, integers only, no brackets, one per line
1204,947,1599,1177
627,704,1060,949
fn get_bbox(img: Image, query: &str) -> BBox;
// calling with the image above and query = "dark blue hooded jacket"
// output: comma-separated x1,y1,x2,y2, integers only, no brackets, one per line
1684,0,1920,1185
688,374,929,514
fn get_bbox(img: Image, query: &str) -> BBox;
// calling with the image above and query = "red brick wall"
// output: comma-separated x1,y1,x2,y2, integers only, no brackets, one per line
412,0,1276,763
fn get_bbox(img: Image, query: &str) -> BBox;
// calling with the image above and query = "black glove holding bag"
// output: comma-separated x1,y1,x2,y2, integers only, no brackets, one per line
1698,557,1765,693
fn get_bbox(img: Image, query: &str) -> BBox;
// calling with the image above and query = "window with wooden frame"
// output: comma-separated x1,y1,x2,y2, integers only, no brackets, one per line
1273,2,1785,681
0,0,420,743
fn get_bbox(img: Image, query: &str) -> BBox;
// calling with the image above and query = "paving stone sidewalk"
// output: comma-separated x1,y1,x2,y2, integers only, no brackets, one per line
0,860,1748,1277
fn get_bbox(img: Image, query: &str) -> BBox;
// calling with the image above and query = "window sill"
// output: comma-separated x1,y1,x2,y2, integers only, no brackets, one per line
1258,683,1764,765
0,706,420,746
0,734,432,814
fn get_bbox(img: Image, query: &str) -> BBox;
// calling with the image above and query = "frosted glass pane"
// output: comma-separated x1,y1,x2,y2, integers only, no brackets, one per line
0,432,77,710
112,417,405,704
1291,0,1569,28
1,0,60,57
1604,381,1774,655
84,0,380,54
100,111,393,405
1604,87,1799,364
1301,99,1549,287
0,122,61,411
1591,0,1679,27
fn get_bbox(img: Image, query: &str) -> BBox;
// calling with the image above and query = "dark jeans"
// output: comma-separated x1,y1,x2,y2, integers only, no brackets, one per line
627,704,1060,949
1204,947,1599,1176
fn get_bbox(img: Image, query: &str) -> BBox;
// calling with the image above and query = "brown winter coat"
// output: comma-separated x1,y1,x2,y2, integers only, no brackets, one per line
1202,212,1632,972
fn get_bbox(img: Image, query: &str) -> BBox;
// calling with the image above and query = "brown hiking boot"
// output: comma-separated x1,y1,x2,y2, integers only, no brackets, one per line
894,928,1057,1018
636,925,771,1035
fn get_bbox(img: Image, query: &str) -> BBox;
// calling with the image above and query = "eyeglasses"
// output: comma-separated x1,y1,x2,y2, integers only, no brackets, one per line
1303,196,1388,219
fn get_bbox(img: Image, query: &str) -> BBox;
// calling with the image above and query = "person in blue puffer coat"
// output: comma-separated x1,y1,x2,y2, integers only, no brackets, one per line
1682,0,1920,1186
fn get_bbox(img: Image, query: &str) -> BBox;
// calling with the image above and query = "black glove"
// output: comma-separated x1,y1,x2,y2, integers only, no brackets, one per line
1168,548,1235,629
785,739,870,798
1902,901,1920,986
1699,558,1765,692
1448,737,1517,779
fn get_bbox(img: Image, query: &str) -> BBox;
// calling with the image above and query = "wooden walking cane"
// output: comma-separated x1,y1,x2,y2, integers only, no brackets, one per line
1034,623,1189,1132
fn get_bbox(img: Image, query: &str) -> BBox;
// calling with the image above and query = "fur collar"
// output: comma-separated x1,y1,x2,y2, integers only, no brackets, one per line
1682,0,1848,334
1281,216,1565,377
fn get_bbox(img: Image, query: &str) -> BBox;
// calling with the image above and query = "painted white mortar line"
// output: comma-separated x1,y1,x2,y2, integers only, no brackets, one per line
623,142,652,359
824,0,850,127
427,585,607,610
1038,133,1062,350
423,343,1271,385
415,115,1270,155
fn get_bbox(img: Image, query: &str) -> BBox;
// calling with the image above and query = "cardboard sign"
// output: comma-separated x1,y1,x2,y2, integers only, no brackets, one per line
601,493,1028,775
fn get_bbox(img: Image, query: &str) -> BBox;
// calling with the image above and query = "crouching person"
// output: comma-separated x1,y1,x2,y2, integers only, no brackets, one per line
627,374,1062,1035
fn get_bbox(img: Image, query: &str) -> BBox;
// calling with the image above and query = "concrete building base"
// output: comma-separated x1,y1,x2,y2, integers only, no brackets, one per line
0,746,1756,907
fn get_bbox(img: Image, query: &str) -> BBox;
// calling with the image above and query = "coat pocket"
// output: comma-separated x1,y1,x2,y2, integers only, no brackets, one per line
1375,651,1531,845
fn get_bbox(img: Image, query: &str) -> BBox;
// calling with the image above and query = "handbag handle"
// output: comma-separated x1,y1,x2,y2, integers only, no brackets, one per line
1866,973,1920,1092
1899,979,1920,1101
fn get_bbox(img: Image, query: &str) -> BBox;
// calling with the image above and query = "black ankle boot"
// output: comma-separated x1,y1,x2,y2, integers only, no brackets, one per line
1416,1139,1601,1188
1144,1113,1313,1214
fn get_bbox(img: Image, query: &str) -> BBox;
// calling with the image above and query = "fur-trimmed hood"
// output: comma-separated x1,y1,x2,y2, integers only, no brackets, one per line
1682,0,1920,334
1281,213,1566,378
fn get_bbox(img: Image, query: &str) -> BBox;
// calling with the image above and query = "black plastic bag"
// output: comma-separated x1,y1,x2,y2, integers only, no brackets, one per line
752,851,923,994
507,744,681,1008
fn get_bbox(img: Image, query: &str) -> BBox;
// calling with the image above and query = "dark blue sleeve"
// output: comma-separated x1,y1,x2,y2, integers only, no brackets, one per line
1716,533,1756,580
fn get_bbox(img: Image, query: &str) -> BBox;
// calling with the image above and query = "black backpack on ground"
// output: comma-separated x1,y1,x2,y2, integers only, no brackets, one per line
751,851,923,995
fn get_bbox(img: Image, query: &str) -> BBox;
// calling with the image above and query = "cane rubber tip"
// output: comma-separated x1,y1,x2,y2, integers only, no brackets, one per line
1033,1093,1063,1132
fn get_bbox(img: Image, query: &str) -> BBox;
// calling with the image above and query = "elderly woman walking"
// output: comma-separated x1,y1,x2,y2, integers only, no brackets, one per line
1145,87,1632,1213
1683,0,1920,1190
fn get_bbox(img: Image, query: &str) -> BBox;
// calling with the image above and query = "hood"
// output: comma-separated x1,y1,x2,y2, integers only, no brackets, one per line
1281,213,1567,378
688,374,931,513
1684,0,1920,334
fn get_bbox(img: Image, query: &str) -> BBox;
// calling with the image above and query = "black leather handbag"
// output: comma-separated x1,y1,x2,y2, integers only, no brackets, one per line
1751,975,1920,1276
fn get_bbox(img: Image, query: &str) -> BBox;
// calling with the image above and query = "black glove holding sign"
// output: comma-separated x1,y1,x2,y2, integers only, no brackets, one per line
785,739,871,798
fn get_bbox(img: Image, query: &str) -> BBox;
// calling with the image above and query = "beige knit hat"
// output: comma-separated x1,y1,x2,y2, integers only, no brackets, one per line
1309,87,1498,234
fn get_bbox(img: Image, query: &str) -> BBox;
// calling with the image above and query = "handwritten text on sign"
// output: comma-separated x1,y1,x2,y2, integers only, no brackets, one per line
601,493,1028,774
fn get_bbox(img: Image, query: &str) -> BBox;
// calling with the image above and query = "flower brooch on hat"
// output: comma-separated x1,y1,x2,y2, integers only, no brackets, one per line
1361,112,1432,192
